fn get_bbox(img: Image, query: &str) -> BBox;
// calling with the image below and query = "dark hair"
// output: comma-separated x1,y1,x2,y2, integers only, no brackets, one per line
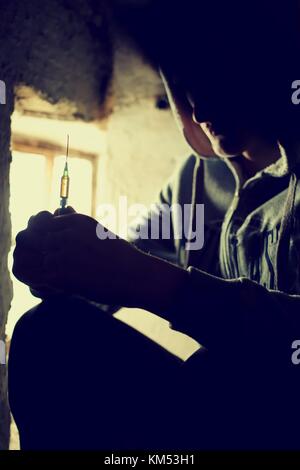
113,1,300,137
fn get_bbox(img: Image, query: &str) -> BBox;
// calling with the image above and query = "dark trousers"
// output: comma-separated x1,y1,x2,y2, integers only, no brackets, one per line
7,296,299,450
8,296,215,450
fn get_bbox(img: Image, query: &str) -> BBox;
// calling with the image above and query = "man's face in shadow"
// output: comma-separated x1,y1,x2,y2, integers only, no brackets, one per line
162,69,271,159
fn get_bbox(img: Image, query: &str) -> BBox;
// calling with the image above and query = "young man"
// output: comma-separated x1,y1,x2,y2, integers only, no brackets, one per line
8,1,300,449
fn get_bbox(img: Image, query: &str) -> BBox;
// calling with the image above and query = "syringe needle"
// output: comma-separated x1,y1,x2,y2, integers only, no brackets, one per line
60,135,70,210
66,134,69,162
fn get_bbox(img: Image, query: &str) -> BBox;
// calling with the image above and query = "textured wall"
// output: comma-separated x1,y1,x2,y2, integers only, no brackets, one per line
0,0,113,449
0,86,14,451
10,0,113,120
98,41,189,211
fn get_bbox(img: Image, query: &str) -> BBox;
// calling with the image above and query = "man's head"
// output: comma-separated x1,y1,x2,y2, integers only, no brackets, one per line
114,1,300,157
161,70,270,158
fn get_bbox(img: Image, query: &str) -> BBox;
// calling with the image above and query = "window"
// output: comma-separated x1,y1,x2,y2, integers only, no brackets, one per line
7,140,97,337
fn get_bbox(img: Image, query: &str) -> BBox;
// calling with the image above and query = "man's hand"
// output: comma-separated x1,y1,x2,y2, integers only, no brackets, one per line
13,210,187,315
13,210,140,305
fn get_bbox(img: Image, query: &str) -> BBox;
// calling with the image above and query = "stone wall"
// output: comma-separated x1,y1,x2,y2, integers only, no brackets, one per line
0,86,14,451
98,41,189,217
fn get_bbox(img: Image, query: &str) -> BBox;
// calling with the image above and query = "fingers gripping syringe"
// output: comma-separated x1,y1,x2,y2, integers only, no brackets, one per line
60,134,70,210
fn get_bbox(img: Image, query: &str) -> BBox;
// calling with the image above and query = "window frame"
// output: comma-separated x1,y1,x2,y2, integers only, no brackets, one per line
11,135,99,217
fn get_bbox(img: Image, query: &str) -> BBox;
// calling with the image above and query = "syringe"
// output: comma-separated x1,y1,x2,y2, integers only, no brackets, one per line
60,134,70,210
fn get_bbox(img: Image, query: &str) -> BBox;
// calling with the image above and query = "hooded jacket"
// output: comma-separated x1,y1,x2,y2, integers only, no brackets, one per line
132,142,300,371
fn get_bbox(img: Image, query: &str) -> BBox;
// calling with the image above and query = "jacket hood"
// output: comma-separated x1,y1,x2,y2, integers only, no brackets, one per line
265,137,300,178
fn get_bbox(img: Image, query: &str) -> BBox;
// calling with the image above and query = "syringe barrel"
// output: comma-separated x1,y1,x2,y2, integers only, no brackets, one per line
60,176,69,198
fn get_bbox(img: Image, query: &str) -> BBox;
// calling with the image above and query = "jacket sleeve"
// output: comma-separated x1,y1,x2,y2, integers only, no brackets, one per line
169,266,300,366
128,154,197,264
128,178,178,264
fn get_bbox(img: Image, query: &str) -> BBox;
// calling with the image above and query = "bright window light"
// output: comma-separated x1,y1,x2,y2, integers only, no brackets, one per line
10,152,47,242
7,151,94,337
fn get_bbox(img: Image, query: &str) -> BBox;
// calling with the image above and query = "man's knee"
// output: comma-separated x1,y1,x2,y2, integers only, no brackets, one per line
9,296,103,401
11,295,103,342
9,295,109,389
